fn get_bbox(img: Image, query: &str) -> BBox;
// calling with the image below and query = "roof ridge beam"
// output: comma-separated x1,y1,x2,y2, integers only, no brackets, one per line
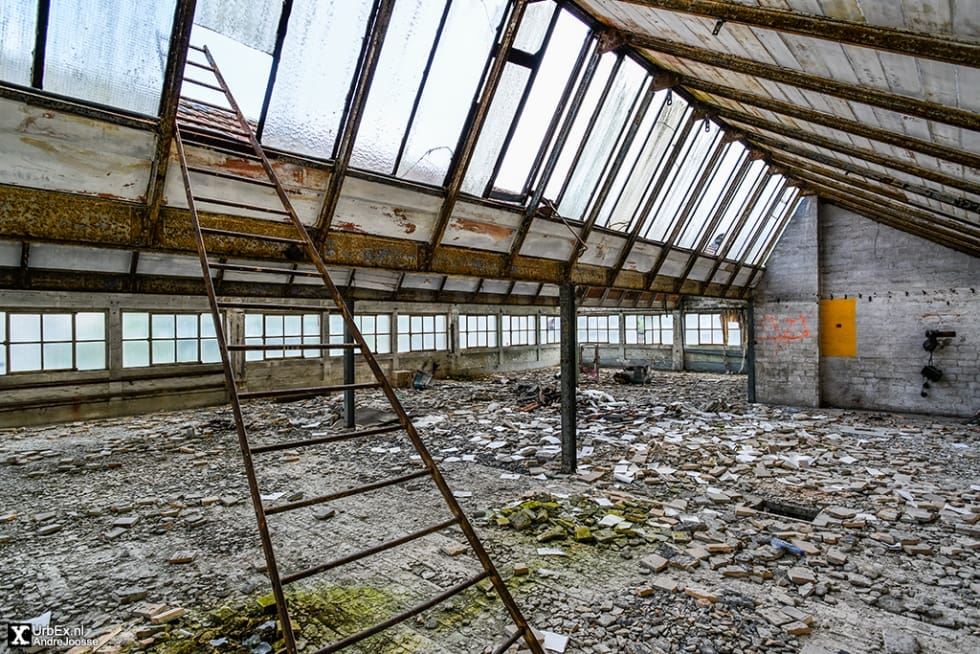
618,0,979,67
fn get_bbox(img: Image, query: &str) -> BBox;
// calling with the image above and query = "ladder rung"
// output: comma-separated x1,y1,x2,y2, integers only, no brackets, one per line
182,76,223,93
312,572,490,654
250,423,403,455
238,382,381,400
180,96,234,114
264,469,431,516
281,517,459,586
187,59,214,73
189,44,207,53
187,167,276,188
226,343,359,351
492,629,526,654
209,262,319,276
217,301,329,312
195,196,290,216
198,227,305,245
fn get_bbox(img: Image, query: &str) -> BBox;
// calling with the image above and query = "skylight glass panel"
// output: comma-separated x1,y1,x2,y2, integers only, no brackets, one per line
262,0,373,158
492,9,589,194
676,143,747,249
350,0,447,175
44,0,176,115
710,159,767,255
461,64,533,196
395,0,509,186
194,0,281,54
0,0,36,85
730,174,784,260
748,186,800,265
642,121,721,242
540,52,616,202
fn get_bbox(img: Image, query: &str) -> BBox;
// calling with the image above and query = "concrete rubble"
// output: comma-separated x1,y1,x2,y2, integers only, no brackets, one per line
0,368,976,653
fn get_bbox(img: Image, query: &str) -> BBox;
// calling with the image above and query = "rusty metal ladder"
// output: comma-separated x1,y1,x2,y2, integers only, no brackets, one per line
171,44,545,654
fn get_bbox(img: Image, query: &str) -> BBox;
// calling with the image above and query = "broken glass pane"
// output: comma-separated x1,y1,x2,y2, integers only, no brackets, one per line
461,63,531,196
44,0,176,115
397,0,509,186
351,0,447,175
643,120,721,242
262,0,373,158
187,25,271,120
0,0,36,85
493,8,589,194
194,0,281,54
557,58,650,222
676,142,747,249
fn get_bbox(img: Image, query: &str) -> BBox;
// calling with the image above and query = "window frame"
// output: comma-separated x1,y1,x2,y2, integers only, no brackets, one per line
122,311,221,368
1,310,107,374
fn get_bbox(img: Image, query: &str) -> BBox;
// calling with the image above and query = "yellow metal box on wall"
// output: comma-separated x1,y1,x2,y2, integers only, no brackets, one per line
819,298,856,357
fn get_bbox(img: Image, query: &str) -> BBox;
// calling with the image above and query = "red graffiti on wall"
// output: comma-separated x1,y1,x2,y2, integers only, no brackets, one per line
757,314,811,342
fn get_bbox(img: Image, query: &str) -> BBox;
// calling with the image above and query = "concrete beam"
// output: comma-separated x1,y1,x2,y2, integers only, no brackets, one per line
626,33,980,131
618,0,978,66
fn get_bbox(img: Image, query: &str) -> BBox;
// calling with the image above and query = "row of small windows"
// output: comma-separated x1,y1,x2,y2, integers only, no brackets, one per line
0,310,743,374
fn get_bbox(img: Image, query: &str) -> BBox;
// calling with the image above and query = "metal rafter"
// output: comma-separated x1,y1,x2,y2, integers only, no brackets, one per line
679,76,980,171
626,33,980,131
617,0,979,66
673,153,753,293
719,110,980,198
30,0,51,88
314,0,398,244
644,130,727,287
425,0,530,269
745,133,980,215
769,151,978,224
144,0,198,247
255,0,294,140
504,40,602,272
566,82,658,270
605,109,698,286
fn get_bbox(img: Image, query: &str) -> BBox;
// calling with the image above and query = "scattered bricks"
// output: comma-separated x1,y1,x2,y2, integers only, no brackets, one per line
150,607,185,624
826,506,857,520
314,508,337,521
113,516,139,528
102,527,126,540
33,511,57,523
760,607,793,626
735,505,758,517
639,554,669,573
783,621,811,636
790,539,820,556
652,576,679,593
787,566,816,585
781,606,814,625
902,543,933,556
636,587,654,597
133,603,167,620
905,507,937,523
37,524,62,535
168,551,196,564
201,497,221,507
442,543,468,557
683,587,718,603
513,563,530,576
826,548,848,565
721,565,751,578
0,512,17,523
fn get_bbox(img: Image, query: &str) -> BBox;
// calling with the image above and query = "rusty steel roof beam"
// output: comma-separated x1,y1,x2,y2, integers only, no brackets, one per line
679,76,980,171
626,33,979,131
718,109,980,199
30,0,51,88
145,0,197,247
740,131,980,214
768,151,979,223
314,0,397,247
425,0,529,270
255,0,294,141
618,0,979,66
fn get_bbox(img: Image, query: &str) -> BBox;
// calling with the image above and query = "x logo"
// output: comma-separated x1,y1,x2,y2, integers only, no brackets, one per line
8,624,32,646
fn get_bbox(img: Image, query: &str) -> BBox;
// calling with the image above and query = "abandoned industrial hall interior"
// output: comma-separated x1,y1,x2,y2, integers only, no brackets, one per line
0,0,978,652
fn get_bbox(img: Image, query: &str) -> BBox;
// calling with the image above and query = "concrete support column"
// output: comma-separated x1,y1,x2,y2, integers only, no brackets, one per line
746,302,756,403
343,296,355,428
671,308,684,371
560,282,577,474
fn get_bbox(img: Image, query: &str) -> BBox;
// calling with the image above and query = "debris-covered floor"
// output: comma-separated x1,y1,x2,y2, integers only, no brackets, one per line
1,369,977,654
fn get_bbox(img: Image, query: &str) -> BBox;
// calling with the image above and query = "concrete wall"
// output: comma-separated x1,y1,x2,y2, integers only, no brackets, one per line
818,205,979,417
754,198,979,417
753,195,821,407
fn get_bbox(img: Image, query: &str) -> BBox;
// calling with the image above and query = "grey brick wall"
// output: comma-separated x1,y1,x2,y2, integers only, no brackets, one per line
753,195,821,407
818,204,979,417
